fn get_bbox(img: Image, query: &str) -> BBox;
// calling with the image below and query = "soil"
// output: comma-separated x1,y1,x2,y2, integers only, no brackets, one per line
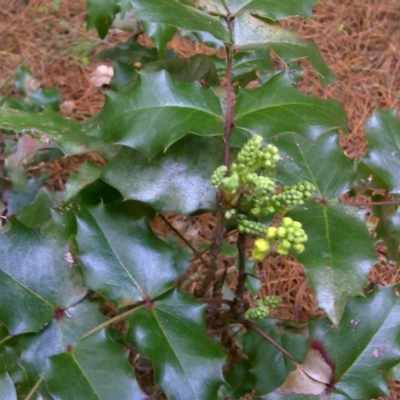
1,0,400,398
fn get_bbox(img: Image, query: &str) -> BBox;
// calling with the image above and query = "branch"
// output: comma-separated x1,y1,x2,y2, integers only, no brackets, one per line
233,233,248,316
25,377,44,400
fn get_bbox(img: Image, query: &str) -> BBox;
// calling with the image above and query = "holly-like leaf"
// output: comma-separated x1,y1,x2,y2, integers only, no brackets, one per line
87,70,224,157
127,290,226,400
0,107,117,160
86,0,119,39
310,285,400,399
20,300,108,382
0,372,16,400
102,135,223,214
272,132,356,200
235,73,347,139
290,202,377,324
130,0,230,42
44,331,146,400
76,202,190,304
233,15,335,84
362,109,400,193
0,220,87,335
142,21,177,59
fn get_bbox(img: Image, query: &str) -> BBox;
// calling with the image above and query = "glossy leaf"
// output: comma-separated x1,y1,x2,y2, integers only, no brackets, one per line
102,135,223,214
130,0,230,42
310,285,400,399
0,220,87,335
142,21,177,58
234,73,347,140
127,290,226,400
290,202,377,324
233,15,335,84
272,132,356,199
86,0,119,39
44,331,146,400
87,70,224,156
76,202,189,304
20,300,108,382
0,107,116,160
0,372,16,400
362,109,400,193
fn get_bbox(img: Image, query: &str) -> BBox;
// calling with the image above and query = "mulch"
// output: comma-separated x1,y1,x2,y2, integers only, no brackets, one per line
1,0,400,398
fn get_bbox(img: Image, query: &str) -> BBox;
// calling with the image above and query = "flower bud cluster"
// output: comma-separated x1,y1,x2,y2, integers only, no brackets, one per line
252,217,308,260
237,214,266,235
244,295,283,320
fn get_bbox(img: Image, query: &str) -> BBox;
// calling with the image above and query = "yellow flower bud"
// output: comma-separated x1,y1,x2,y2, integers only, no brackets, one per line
282,217,293,227
277,227,287,238
266,226,277,239
252,249,267,261
276,244,289,255
255,238,270,252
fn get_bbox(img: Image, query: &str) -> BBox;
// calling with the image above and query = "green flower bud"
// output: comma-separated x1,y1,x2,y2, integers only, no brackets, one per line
277,226,287,238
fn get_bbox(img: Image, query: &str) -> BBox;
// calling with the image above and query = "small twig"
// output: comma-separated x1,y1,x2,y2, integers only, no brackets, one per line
158,213,210,270
240,319,301,365
0,334,12,346
25,377,44,400
233,233,248,316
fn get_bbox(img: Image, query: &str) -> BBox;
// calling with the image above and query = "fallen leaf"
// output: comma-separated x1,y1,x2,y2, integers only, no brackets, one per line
90,65,114,87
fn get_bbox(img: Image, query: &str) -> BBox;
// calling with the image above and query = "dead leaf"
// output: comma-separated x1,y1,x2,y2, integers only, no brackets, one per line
90,65,114,87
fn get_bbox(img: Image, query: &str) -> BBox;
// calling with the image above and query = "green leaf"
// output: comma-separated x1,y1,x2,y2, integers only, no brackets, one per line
227,0,317,19
130,0,230,42
273,132,356,199
142,21,177,58
0,107,117,160
0,372,16,400
87,70,224,157
76,202,189,304
102,136,223,214
20,300,108,382
362,109,400,193
233,16,335,84
235,73,347,139
127,290,226,400
44,331,146,399
0,220,87,334
290,202,377,324
86,0,119,39
310,285,400,399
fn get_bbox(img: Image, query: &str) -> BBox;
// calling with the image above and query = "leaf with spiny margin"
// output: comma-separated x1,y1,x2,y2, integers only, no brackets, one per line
362,109,400,193
87,70,224,157
130,0,230,42
102,136,223,215
86,0,119,39
44,331,146,400
19,300,108,382
0,107,117,160
233,15,335,84
272,132,356,200
289,202,376,324
76,202,190,304
309,285,400,399
234,73,347,139
0,219,87,335
142,21,177,58
0,372,16,400
127,290,226,400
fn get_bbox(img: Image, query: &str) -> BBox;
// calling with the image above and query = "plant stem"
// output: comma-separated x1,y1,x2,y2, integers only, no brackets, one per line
233,233,247,316
25,377,44,400
240,319,301,365
224,27,234,168
0,334,12,346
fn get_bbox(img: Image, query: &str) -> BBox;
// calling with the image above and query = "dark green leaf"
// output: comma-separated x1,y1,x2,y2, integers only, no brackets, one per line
142,21,177,58
76,202,189,304
0,372,16,400
87,71,224,157
233,16,335,84
0,220,87,334
235,73,347,139
27,87,62,112
102,136,223,214
14,66,35,95
86,0,119,39
290,202,377,324
44,331,146,399
130,0,230,42
362,109,400,193
310,285,400,399
272,132,356,199
127,290,226,400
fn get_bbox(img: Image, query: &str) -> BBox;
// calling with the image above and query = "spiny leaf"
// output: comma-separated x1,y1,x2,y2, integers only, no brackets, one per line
235,73,347,139
142,21,177,58
290,202,377,324
233,15,335,84
102,135,224,215
44,331,146,400
86,0,119,39
310,285,400,399
87,70,224,157
362,109,400,193
0,219,87,335
130,0,230,42
0,372,16,400
127,290,226,400
76,202,190,304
